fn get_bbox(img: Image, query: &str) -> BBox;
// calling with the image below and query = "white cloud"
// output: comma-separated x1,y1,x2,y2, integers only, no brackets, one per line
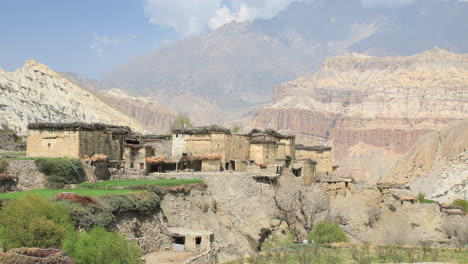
90,34,136,57
360,0,415,8
144,0,313,36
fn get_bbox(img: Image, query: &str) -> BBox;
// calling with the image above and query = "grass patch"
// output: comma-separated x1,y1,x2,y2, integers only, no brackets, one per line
451,199,468,212
3,157,68,160
0,152,26,156
77,179,203,188
417,193,438,204
0,189,137,200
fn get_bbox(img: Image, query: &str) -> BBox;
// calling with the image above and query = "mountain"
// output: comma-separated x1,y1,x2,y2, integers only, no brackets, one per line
99,89,176,134
382,119,468,203
251,48,468,182
101,0,468,123
0,60,147,134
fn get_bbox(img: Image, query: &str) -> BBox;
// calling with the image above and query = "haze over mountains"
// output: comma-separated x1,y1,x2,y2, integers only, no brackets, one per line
252,48,468,181
101,0,468,123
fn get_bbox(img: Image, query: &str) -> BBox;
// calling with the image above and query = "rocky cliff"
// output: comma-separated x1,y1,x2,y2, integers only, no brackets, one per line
0,60,146,134
98,89,176,134
382,119,468,203
251,48,468,182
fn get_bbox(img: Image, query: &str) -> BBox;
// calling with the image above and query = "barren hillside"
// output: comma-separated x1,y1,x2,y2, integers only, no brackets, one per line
251,48,468,182
382,119,468,203
0,60,146,134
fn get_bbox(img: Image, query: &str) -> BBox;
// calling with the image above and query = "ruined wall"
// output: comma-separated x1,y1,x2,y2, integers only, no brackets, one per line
145,140,172,159
27,130,80,158
296,149,333,174
292,160,316,186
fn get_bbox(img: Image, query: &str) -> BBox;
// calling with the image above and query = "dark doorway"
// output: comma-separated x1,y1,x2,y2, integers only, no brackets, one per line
195,236,202,247
229,160,236,171
292,168,302,177
173,236,185,245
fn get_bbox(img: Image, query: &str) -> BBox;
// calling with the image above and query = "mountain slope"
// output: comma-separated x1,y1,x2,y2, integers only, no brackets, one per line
251,48,468,182
99,89,176,134
101,0,468,123
382,119,468,203
0,60,146,134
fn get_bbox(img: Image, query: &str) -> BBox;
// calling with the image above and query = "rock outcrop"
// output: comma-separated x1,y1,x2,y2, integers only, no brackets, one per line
99,89,176,134
0,60,146,134
251,48,468,182
382,119,468,203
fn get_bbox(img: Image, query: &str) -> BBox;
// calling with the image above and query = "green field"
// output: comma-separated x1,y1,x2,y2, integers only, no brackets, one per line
77,179,203,188
0,189,137,200
228,244,468,264
2,157,68,160
0,152,26,156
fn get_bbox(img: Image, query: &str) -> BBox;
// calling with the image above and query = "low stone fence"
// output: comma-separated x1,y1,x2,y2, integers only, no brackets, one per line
184,247,218,264
6,160,46,191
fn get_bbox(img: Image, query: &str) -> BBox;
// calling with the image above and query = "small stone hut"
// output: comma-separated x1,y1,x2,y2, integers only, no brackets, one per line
26,122,130,161
168,228,214,251
295,145,334,175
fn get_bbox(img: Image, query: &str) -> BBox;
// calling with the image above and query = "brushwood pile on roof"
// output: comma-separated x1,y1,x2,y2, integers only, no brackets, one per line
172,125,231,134
27,122,131,133
248,128,295,139
295,144,332,151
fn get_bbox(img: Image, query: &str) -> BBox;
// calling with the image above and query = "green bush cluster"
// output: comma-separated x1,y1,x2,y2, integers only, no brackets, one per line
451,199,468,212
0,159,8,173
64,227,141,264
0,195,142,263
35,158,86,188
66,191,160,230
308,220,349,244
262,232,295,250
0,194,73,250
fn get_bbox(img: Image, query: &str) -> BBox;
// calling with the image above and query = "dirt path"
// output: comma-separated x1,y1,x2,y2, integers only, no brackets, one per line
143,250,200,264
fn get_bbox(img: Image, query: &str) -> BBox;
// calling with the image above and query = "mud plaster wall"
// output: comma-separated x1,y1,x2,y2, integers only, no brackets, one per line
27,130,80,158
202,160,221,172
249,143,278,164
280,138,295,158
296,149,333,173
172,134,186,159
292,160,316,186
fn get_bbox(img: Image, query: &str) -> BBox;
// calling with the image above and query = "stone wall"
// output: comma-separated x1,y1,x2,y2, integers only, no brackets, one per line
296,149,333,174
201,160,221,172
0,133,24,151
6,160,46,191
184,247,218,264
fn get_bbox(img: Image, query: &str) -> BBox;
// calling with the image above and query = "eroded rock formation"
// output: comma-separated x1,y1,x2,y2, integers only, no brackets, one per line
0,60,146,134
251,48,468,182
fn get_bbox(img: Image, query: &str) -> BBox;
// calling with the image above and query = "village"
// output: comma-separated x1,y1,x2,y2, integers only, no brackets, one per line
25,122,345,187
0,122,466,264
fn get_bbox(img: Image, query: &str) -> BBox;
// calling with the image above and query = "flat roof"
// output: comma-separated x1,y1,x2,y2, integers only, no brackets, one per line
168,228,213,236
27,122,131,133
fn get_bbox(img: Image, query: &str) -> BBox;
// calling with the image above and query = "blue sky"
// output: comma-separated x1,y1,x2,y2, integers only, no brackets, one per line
0,0,178,78
2,0,466,78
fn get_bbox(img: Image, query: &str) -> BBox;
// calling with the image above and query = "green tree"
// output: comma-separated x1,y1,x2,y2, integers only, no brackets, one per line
308,220,349,244
231,124,241,133
171,113,193,130
0,194,73,250
64,227,141,264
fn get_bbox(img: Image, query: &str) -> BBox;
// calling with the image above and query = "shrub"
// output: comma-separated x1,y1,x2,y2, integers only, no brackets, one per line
261,232,295,250
0,194,73,250
308,220,349,244
451,199,468,212
0,159,8,173
65,191,160,230
0,174,18,192
64,227,141,264
35,158,85,188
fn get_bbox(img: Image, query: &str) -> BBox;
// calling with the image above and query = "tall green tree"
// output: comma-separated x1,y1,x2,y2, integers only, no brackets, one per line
171,113,193,130
0,194,73,250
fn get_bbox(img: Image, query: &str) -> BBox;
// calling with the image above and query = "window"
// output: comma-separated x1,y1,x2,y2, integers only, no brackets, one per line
292,168,302,177
47,143,51,148
130,162,134,168
195,236,202,247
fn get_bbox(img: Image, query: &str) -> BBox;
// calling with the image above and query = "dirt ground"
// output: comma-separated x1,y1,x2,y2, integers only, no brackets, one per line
143,250,200,264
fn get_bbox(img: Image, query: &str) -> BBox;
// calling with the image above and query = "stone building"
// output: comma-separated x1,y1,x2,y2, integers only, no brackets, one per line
123,135,171,171
168,228,214,251
295,145,334,175
26,123,130,161
291,159,317,186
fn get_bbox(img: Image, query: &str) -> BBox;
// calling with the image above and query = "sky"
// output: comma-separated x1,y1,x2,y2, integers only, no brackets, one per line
1,0,466,78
